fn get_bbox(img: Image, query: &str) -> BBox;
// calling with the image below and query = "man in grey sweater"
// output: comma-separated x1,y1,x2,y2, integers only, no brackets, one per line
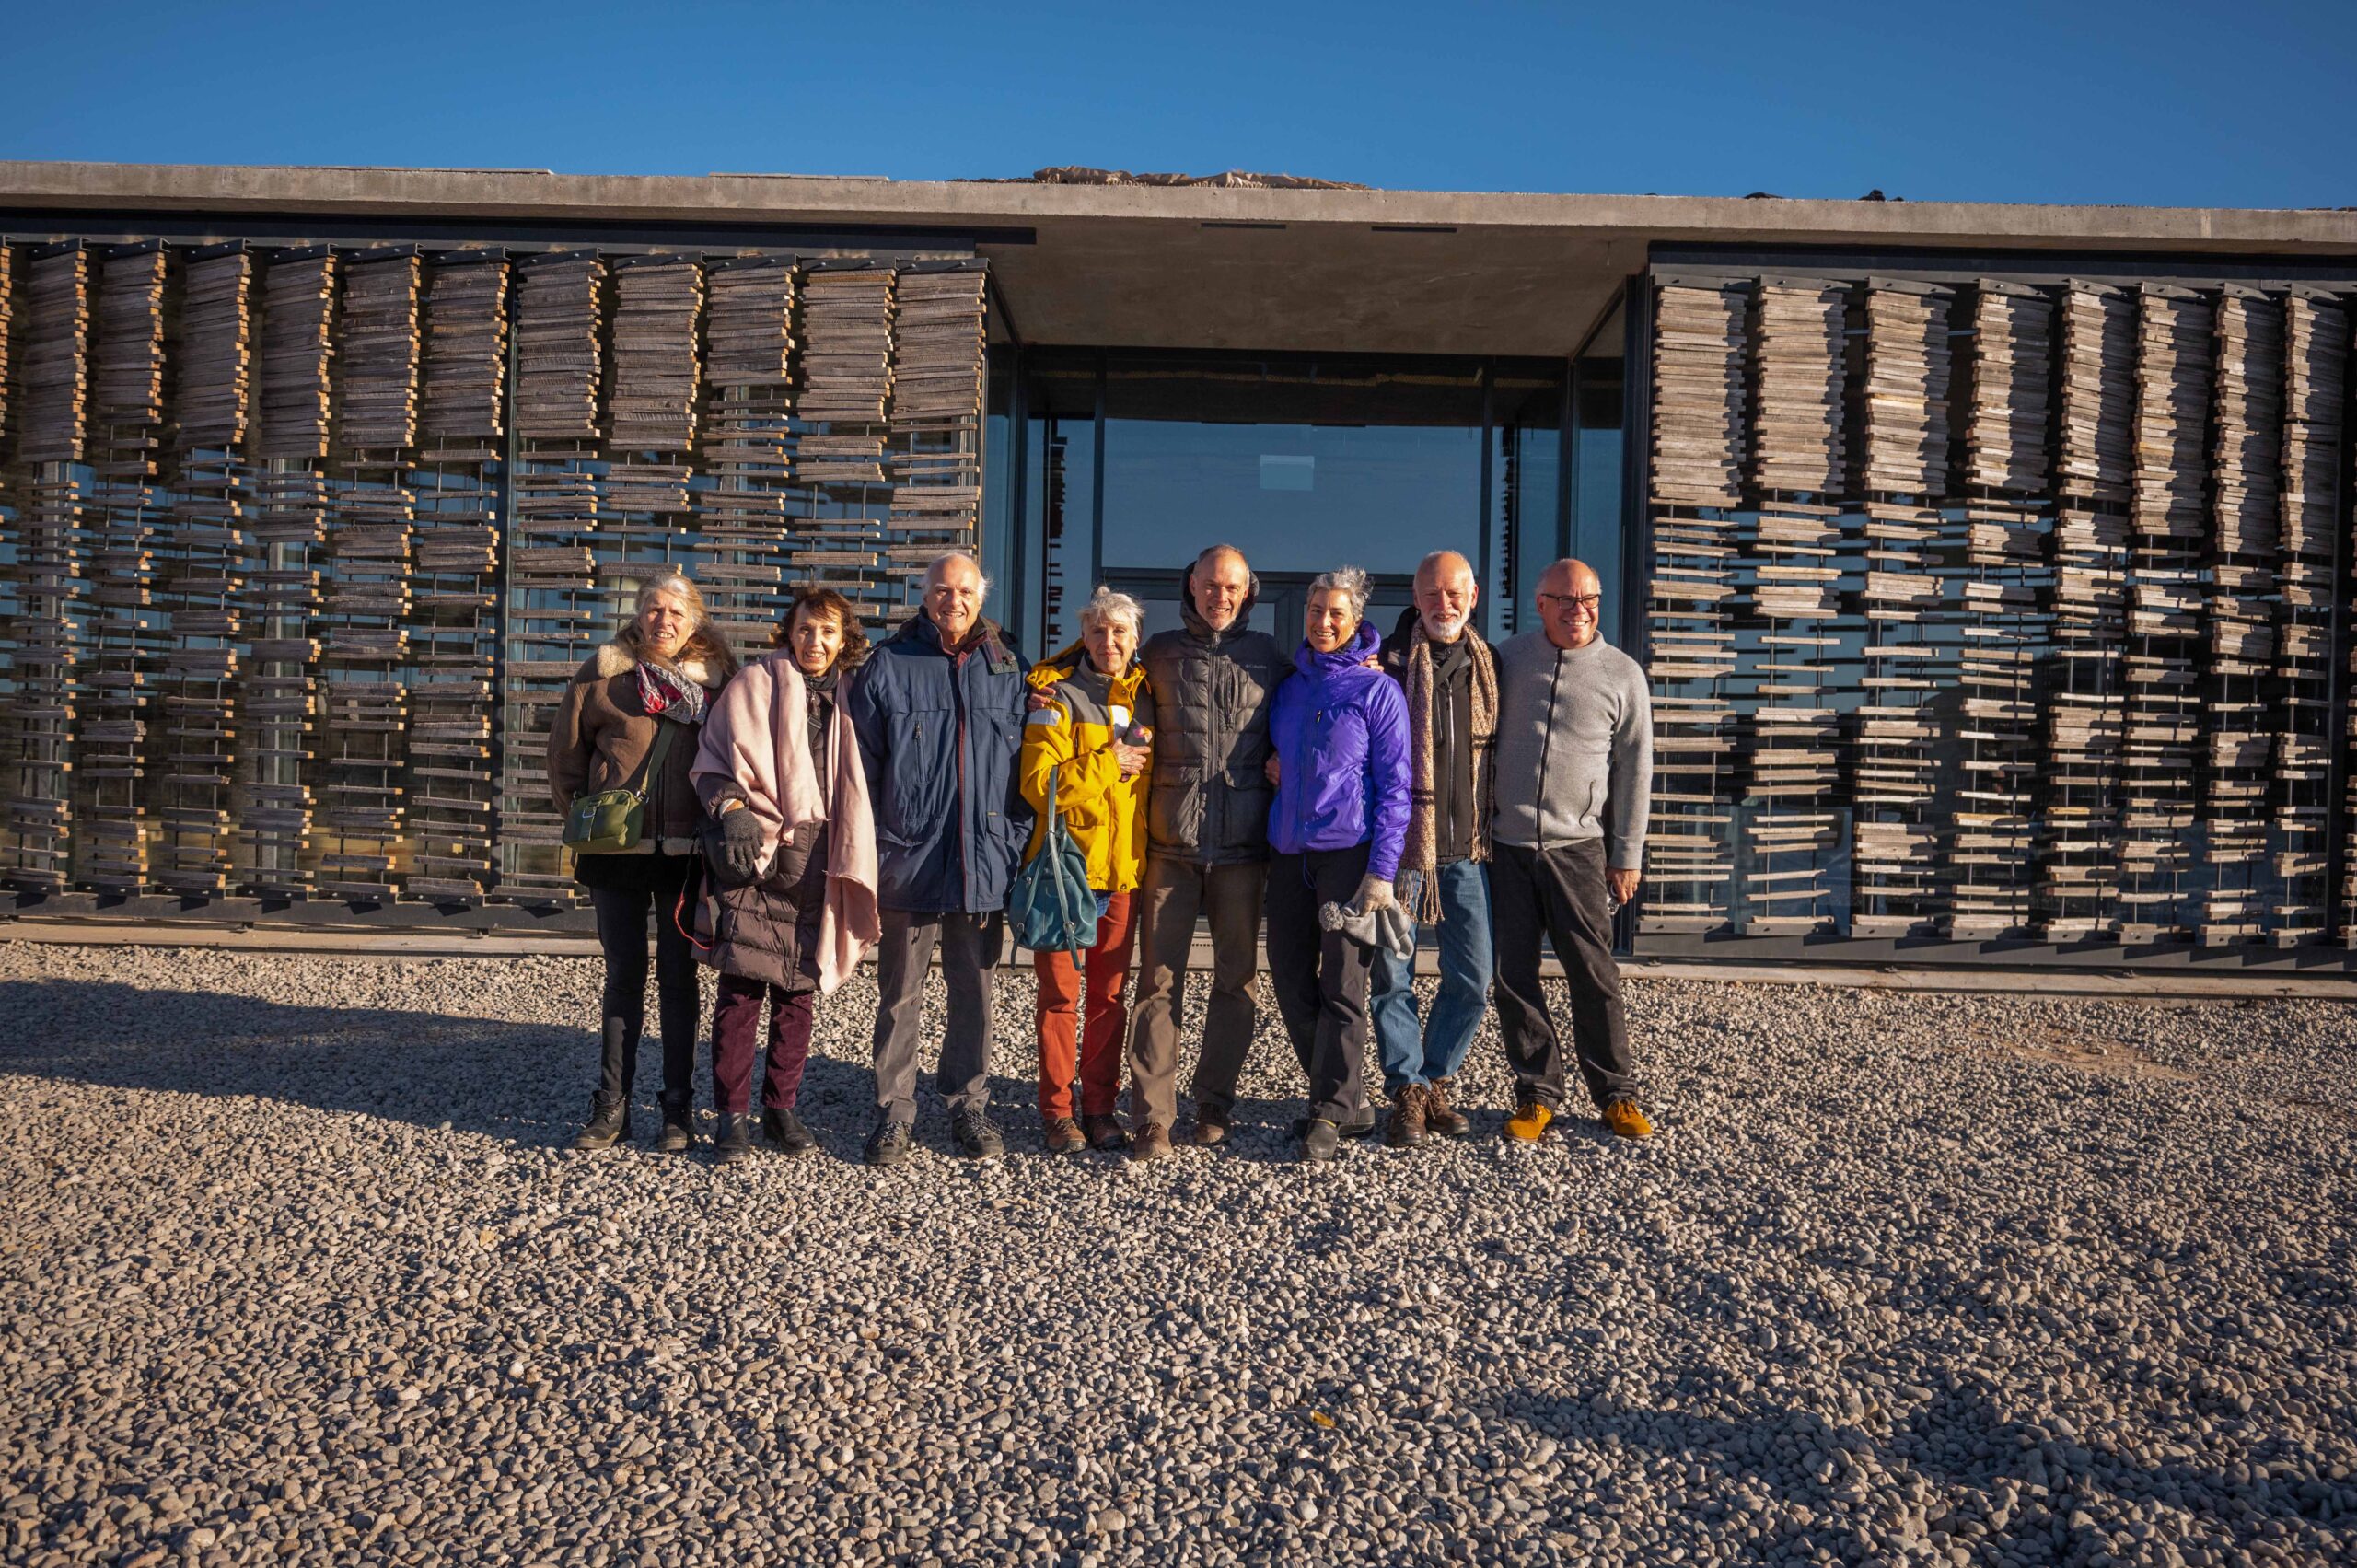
1489,558,1655,1141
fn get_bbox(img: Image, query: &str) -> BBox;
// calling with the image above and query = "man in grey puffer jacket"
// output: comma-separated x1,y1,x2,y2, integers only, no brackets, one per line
1489,558,1655,1141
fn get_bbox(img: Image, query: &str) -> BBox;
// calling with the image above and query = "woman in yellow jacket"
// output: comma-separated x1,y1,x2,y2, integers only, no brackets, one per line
1019,587,1155,1155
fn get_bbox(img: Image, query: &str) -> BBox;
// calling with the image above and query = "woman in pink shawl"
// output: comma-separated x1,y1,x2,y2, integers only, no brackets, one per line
691,587,882,1167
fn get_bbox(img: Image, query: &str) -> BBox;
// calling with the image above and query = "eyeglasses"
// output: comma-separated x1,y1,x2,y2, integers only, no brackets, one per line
1537,592,1602,611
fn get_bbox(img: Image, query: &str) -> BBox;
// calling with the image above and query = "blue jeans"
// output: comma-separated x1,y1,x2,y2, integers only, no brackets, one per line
1371,860,1494,1092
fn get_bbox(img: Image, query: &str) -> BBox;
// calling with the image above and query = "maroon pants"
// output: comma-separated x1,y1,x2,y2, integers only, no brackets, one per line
1033,892,1137,1120
711,972,816,1115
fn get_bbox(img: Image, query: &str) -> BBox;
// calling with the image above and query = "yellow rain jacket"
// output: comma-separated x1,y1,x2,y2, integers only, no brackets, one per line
1019,643,1154,895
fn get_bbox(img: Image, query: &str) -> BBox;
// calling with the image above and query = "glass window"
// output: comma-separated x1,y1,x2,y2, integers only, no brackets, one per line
1097,355,1490,587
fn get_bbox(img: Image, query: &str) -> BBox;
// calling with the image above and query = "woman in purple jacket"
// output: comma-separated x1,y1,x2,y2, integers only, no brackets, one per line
1264,565,1413,1162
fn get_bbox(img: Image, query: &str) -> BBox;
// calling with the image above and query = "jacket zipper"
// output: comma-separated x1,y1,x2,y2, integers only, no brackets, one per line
1536,649,1562,850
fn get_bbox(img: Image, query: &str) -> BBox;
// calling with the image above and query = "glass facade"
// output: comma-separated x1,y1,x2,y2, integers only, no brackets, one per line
987,349,1589,654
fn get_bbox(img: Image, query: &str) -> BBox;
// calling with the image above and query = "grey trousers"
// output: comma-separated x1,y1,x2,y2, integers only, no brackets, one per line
873,908,1004,1123
1126,854,1268,1129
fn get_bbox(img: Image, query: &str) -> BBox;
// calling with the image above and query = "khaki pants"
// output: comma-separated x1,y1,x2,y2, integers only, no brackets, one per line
1125,855,1268,1130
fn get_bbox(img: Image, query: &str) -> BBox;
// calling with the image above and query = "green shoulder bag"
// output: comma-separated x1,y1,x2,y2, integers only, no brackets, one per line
563,722,677,854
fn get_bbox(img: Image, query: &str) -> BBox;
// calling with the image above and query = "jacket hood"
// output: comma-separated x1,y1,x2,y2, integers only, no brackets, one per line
893,610,1017,668
1178,554,1261,642
1295,618,1383,679
1028,640,1144,698
591,641,723,690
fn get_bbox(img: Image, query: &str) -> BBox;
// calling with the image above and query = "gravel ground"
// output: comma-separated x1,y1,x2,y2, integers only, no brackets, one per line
2,940,2352,1568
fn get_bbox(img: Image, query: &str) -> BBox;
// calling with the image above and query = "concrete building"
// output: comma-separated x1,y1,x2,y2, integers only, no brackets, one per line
2,161,2352,970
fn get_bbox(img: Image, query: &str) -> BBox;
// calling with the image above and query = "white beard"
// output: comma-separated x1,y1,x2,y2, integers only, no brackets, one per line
1422,612,1467,642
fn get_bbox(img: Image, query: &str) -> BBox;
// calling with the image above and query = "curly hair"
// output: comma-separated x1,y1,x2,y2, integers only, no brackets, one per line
772,584,871,671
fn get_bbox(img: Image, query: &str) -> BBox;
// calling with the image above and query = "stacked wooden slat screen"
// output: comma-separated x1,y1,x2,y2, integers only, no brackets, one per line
83,245,167,893
6,244,90,889
1645,269,2357,949
2280,295,2345,944
0,239,985,909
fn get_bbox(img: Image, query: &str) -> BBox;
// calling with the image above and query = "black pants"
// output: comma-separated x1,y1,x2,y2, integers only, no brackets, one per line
586,855,702,1109
1264,843,1375,1127
1490,839,1635,1110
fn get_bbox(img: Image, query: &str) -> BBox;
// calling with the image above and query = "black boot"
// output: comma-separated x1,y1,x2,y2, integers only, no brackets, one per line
713,1113,754,1167
572,1093,629,1151
656,1095,695,1154
761,1106,816,1156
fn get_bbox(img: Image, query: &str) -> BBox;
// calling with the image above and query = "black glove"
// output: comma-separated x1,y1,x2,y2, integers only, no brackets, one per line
718,806,767,882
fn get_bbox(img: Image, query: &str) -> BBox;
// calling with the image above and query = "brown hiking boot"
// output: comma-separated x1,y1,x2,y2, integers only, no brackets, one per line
1184,1108,1230,1148
1130,1122,1174,1163
1042,1115,1086,1155
1386,1084,1428,1149
1081,1113,1128,1152
1424,1077,1471,1138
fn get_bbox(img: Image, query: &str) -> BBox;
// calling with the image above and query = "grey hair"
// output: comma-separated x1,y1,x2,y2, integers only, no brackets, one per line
1077,585,1144,638
924,549,992,602
632,568,713,628
1193,541,1249,574
1307,563,1371,619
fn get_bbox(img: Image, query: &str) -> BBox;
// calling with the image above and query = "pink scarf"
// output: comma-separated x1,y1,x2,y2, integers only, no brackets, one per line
691,653,880,993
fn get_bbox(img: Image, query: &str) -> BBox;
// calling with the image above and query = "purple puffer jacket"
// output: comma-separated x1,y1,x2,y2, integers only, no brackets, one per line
1267,619,1412,880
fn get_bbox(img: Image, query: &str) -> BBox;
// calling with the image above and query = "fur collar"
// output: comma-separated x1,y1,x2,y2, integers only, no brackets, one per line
594,641,719,689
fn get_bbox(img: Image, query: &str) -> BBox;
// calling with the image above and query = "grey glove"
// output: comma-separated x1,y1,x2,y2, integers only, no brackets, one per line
718,805,767,882
1318,882,1417,960
1352,874,1398,914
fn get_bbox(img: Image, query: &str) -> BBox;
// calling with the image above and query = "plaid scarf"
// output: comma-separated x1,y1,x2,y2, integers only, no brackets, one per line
1402,623,1498,922
637,659,707,726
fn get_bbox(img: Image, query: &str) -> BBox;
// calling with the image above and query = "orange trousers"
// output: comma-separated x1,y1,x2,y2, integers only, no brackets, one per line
1032,892,1137,1120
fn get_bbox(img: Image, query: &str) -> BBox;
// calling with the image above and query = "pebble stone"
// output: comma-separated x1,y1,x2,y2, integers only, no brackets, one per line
1,939,2352,1567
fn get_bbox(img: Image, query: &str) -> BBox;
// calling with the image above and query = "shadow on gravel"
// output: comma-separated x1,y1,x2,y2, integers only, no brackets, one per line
1499,1373,2337,1556
0,978,861,1150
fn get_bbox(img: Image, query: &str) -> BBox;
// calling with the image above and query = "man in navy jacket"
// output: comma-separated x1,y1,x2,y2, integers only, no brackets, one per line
845,551,1032,1165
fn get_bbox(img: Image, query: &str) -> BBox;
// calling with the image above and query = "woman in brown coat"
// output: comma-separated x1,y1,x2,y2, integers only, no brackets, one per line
691,587,875,1166
549,571,738,1154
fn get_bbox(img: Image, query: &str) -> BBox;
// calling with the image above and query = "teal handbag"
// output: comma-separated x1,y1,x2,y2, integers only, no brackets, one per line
1006,768,1098,954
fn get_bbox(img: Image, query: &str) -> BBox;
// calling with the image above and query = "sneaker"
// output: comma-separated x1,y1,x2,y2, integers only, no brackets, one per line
1184,1108,1230,1147
713,1113,754,1167
1386,1085,1428,1149
655,1097,695,1154
571,1094,629,1151
1423,1077,1471,1139
1081,1114,1129,1152
1042,1115,1086,1155
1504,1101,1554,1143
952,1107,1004,1160
1298,1118,1341,1163
863,1117,914,1168
761,1106,816,1156
1130,1122,1174,1163
1602,1098,1655,1140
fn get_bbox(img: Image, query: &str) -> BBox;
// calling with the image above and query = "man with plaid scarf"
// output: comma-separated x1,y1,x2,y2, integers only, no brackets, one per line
1369,550,1498,1148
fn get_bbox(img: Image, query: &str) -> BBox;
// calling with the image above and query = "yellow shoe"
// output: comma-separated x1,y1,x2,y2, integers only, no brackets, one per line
1504,1101,1554,1142
1602,1098,1654,1139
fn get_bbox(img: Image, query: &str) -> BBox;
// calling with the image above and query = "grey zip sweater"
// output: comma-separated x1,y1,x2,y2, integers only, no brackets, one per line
1490,632,1653,869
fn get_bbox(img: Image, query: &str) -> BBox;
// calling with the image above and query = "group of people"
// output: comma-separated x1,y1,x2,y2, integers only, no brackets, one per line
545,540,1654,1167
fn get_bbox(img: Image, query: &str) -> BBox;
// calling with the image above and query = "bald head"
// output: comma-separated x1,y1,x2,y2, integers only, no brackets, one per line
1536,558,1604,651
1190,544,1252,633
1414,550,1479,643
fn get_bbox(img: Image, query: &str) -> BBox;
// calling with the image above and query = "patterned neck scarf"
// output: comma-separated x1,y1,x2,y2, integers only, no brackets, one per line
637,659,707,725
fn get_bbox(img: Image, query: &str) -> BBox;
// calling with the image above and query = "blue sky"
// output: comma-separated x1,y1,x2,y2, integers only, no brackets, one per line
10,0,2355,210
